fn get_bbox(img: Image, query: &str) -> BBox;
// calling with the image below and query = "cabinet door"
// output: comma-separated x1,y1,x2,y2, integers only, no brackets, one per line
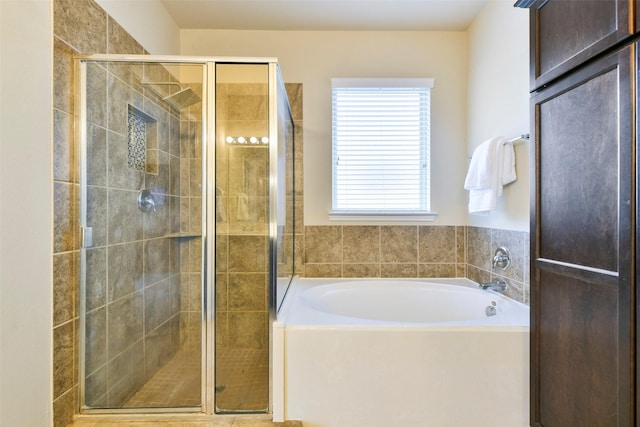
530,45,633,426
529,0,632,90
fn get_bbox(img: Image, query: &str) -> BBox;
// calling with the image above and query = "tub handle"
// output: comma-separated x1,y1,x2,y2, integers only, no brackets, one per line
493,247,511,270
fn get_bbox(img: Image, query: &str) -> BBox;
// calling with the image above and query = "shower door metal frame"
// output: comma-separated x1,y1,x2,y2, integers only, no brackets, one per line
77,54,212,415
76,54,284,417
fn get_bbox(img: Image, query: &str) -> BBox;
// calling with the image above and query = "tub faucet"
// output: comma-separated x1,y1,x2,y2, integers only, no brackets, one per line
480,279,507,293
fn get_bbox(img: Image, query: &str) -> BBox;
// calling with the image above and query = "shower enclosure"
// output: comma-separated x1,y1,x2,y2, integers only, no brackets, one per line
77,56,295,415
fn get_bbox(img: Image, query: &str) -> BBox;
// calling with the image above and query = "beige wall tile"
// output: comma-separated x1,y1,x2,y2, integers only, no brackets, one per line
53,109,74,182
304,226,342,263
304,263,342,278
108,242,143,301
86,247,107,311
107,292,143,357
53,252,76,327
107,16,144,54
87,125,107,186
343,226,380,263
380,226,417,263
190,273,202,313
228,273,267,311
53,37,75,114
419,263,456,278
467,226,492,270
343,263,380,278
456,225,466,263
144,277,180,332
228,312,268,349
54,0,107,53
285,83,303,121
53,386,76,427
53,322,75,399
85,306,106,374
492,228,526,282
86,64,108,130
467,264,491,284
418,226,456,263
54,181,77,253
228,235,268,273
381,263,418,278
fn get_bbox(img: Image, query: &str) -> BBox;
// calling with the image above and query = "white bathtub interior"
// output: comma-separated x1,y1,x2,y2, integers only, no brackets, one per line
274,278,530,427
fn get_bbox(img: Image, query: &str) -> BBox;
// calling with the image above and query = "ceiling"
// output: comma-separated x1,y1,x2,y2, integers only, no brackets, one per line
159,0,492,31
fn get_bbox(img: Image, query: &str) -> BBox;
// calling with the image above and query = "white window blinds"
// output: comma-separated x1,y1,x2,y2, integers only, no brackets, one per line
331,78,434,217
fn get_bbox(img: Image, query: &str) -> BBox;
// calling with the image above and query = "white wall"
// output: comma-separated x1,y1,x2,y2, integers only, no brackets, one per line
0,0,53,425
181,30,470,225
96,0,180,54
466,1,530,231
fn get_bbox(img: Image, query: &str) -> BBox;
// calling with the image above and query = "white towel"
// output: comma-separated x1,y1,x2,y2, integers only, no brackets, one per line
237,193,249,221
216,186,226,223
464,136,516,214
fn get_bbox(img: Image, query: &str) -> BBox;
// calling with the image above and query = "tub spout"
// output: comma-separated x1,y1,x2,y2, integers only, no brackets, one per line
480,279,507,293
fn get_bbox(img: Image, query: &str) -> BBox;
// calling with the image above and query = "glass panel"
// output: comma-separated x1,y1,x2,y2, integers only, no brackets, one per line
80,60,205,410
214,63,270,413
277,73,296,311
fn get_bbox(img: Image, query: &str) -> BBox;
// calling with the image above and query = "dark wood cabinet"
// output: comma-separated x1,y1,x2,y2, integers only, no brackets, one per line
520,0,639,425
530,46,634,426
526,0,633,90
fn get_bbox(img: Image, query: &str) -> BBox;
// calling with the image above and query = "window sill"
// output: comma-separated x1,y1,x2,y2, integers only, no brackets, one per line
328,210,438,222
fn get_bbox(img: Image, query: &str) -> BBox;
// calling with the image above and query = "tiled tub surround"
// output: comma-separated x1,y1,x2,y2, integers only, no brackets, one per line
466,226,530,304
301,225,529,305
282,84,530,305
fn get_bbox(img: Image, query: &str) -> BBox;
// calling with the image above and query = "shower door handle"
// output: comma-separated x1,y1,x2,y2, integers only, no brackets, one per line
80,226,94,248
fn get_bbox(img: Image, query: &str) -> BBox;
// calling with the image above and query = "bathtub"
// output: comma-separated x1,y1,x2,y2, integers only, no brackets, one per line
273,278,529,427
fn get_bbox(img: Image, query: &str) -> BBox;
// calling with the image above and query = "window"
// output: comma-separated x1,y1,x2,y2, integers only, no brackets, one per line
330,78,436,220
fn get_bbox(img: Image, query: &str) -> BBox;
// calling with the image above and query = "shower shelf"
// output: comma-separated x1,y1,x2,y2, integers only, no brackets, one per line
165,232,201,239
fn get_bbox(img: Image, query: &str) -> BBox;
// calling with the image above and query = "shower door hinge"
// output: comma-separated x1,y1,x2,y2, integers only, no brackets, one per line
80,226,94,248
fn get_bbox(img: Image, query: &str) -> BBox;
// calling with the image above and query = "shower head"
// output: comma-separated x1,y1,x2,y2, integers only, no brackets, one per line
163,87,201,110
141,81,201,110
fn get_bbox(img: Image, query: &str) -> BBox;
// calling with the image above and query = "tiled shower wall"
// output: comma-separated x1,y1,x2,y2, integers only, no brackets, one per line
53,1,147,424
53,0,201,425
215,82,271,352
82,59,185,408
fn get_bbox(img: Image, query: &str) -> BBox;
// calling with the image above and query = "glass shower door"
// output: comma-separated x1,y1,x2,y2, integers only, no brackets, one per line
78,58,206,410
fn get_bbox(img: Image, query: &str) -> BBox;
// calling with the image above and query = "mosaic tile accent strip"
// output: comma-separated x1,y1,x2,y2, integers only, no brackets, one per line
127,105,155,171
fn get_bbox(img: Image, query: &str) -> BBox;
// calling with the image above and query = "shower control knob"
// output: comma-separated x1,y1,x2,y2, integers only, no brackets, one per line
138,189,156,213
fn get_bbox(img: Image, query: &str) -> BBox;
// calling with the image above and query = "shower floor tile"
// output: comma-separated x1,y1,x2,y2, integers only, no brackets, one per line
125,348,202,408
215,348,269,412
121,347,268,411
